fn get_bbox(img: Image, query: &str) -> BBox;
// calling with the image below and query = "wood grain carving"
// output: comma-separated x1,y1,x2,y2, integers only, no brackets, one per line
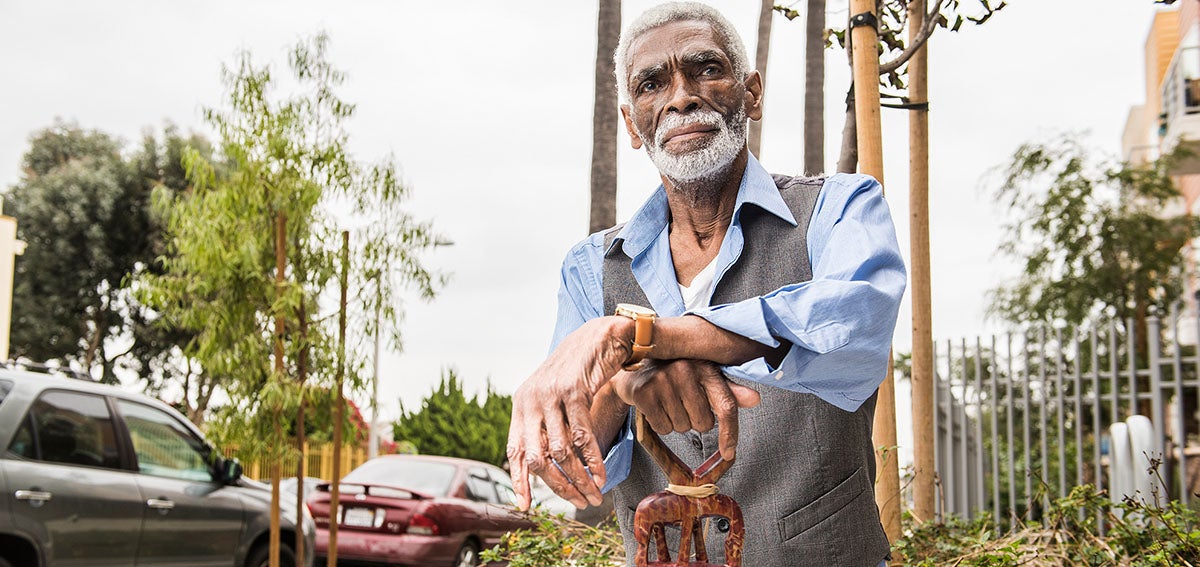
632,412,744,567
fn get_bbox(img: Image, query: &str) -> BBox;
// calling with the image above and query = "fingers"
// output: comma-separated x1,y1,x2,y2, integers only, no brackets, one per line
506,405,532,511
539,416,592,508
674,362,716,432
698,369,741,460
729,382,762,409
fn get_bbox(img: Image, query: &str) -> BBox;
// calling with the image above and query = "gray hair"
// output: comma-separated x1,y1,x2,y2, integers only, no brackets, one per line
613,2,751,105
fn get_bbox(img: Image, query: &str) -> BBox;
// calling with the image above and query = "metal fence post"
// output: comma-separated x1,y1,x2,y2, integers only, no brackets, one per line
960,337,970,517
1171,304,1188,506
991,334,1001,527
1055,327,1066,500
975,336,986,517
1023,332,1032,518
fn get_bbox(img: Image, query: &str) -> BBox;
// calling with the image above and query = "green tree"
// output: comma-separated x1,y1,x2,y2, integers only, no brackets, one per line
138,33,443,564
393,370,513,468
5,121,209,388
988,135,1199,335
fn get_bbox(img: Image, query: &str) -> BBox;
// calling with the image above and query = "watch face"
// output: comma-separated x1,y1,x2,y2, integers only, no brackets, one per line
616,303,656,317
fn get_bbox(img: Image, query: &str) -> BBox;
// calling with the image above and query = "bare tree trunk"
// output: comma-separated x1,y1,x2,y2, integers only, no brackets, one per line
589,0,621,233
836,90,857,173
748,0,773,157
803,0,826,174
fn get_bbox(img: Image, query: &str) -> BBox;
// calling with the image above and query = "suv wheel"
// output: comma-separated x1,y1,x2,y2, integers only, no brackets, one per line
245,543,295,567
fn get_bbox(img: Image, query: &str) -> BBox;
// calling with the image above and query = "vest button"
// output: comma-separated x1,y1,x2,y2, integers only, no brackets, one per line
689,433,703,450
715,518,731,533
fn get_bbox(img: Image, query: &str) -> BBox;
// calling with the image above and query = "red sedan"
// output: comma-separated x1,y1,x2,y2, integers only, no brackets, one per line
307,454,533,566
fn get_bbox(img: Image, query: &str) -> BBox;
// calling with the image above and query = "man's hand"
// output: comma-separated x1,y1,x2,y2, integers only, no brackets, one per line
611,359,761,460
507,316,633,511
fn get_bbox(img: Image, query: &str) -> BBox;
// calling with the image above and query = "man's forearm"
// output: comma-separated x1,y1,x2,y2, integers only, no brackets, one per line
650,314,782,366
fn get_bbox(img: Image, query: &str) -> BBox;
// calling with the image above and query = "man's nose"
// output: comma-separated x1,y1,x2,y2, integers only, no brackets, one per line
665,76,701,114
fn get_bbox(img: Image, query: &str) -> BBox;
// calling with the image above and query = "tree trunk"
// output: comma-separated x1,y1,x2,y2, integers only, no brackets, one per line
803,0,826,174
294,301,309,567
270,211,287,567
327,231,350,567
836,91,857,173
748,0,773,157
589,0,621,234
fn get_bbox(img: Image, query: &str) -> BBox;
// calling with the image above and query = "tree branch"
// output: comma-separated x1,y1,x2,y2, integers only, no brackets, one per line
879,0,947,75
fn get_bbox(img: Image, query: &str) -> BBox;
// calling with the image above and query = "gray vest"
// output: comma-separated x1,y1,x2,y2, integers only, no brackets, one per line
602,174,891,567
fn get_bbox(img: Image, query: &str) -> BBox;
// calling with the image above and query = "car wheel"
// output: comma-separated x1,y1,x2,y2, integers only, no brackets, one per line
245,543,296,567
453,540,479,567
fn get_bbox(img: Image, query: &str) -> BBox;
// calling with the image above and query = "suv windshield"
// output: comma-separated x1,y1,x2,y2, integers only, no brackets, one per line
343,458,456,496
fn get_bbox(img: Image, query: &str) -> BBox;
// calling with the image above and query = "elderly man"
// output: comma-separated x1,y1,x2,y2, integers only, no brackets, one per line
507,3,905,565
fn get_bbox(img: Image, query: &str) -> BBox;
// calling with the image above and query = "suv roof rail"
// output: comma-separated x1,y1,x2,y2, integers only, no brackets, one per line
0,360,95,382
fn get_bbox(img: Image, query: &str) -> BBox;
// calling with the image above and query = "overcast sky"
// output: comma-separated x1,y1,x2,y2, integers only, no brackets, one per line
0,1,1157,453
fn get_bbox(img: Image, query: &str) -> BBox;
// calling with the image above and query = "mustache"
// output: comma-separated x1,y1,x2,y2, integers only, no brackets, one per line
653,110,726,149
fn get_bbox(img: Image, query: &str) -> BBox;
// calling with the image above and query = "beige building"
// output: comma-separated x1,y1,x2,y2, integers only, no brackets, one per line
1124,2,1200,342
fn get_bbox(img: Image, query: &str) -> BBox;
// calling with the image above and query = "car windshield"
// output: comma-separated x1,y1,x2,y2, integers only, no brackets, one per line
343,458,457,496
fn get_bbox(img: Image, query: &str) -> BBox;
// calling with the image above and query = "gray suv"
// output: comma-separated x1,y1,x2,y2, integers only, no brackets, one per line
0,367,315,566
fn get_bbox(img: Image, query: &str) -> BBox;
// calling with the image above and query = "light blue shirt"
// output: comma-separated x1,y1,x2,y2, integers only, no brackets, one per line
550,155,907,493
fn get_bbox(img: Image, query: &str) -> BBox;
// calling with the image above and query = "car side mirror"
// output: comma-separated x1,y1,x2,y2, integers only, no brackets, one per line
219,458,243,484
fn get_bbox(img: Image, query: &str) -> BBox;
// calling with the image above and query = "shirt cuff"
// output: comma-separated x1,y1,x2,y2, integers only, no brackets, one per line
688,297,780,348
599,410,635,494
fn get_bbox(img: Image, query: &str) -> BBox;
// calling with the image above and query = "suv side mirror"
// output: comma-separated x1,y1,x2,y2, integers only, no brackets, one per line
219,458,243,484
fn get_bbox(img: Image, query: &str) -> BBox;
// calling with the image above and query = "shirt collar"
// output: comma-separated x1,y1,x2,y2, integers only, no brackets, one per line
606,153,798,259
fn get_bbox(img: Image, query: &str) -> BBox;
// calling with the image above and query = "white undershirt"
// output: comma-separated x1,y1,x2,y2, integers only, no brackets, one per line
678,256,719,311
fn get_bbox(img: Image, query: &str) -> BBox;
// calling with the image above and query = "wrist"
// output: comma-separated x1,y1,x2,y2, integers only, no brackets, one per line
613,304,656,370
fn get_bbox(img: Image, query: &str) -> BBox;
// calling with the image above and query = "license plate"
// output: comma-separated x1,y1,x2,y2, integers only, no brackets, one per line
343,507,374,527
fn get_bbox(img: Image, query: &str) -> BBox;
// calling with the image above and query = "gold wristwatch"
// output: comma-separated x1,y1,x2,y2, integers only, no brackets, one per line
614,303,656,370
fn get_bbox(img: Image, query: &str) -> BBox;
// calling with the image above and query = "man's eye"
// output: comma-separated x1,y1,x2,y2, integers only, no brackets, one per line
638,81,658,93
701,65,720,76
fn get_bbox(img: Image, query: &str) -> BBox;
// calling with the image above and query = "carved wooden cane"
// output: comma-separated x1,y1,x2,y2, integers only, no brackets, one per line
631,412,744,567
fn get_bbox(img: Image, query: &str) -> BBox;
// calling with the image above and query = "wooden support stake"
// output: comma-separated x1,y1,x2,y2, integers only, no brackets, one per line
848,0,902,543
908,0,937,526
327,231,350,567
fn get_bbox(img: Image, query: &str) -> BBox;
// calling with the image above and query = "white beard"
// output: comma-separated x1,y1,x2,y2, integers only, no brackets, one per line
641,107,747,184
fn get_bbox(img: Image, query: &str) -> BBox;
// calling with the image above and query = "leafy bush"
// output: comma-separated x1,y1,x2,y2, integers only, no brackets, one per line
487,479,1200,566
895,483,1200,566
480,509,623,567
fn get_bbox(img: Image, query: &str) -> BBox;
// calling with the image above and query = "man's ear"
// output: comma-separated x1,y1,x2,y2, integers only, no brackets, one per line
620,105,644,150
744,70,764,121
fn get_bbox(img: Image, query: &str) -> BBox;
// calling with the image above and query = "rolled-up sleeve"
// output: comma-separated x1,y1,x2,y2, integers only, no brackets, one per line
691,174,906,412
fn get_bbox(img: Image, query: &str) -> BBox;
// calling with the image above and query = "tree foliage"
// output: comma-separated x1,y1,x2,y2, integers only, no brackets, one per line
5,121,208,389
988,135,1200,329
138,32,443,455
777,0,1006,172
392,370,512,468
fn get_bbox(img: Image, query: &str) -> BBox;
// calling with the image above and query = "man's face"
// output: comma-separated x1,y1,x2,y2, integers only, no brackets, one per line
620,21,762,184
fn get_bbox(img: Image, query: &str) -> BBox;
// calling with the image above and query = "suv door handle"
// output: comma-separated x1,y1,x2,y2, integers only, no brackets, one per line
14,490,52,505
146,498,175,513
